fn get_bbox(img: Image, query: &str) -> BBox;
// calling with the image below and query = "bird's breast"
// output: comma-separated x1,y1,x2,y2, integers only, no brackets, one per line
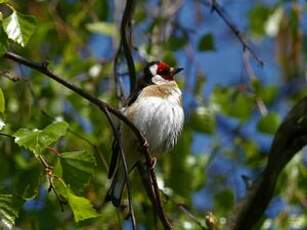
126,88,184,155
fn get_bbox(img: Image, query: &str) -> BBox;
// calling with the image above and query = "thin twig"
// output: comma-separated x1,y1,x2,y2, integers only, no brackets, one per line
0,132,14,138
37,154,67,211
242,50,268,116
201,0,264,66
177,204,208,229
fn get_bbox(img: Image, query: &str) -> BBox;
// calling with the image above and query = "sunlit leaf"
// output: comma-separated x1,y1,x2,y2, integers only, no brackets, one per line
53,177,99,223
0,194,24,229
198,33,215,51
60,151,96,194
257,112,281,135
85,22,117,37
265,7,283,37
248,4,272,37
14,121,69,156
67,189,100,222
3,11,36,47
0,88,5,113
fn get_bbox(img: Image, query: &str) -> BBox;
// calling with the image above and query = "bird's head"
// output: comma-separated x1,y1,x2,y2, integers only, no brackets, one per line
144,61,183,85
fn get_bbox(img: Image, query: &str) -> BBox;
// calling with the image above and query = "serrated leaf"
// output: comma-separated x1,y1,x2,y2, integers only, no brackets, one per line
14,121,69,156
0,88,5,113
0,26,8,55
60,151,96,194
3,11,36,47
67,190,100,222
85,22,117,37
52,177,99,223
198,33,215,51
0,194,24,229
257,112,281,135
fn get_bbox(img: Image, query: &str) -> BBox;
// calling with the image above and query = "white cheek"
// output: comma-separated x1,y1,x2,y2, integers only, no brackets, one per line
149,65,158,76
152,75,167,84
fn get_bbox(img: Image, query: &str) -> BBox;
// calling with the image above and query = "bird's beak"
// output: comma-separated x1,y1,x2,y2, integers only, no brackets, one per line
171,67,184,76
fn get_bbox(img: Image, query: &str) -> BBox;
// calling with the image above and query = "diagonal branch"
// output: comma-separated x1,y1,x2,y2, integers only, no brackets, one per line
201,0,264,66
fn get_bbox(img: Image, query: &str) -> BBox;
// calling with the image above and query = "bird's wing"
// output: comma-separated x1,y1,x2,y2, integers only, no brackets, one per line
108,137,120,179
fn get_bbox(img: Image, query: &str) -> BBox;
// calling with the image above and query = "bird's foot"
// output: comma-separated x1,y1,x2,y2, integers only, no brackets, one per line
149,157,157,169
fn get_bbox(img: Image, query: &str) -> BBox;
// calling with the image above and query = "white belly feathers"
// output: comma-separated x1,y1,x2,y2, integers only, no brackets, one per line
125,88,184,155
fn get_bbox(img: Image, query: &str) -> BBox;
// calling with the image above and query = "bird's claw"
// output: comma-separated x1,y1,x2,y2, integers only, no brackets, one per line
149,157,157,169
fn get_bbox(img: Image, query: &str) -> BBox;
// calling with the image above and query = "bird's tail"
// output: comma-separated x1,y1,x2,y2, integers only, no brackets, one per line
105,166,126,207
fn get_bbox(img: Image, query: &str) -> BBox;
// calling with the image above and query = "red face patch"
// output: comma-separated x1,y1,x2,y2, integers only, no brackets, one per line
157,61,172,80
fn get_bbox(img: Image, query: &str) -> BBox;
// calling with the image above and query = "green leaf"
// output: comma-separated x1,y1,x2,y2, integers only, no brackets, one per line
85,22,117,37
0,88,5,113
257,112,281,134
60,151,96,194
3,11,36,47
252,80,278,105
14,121,69,156
214,189,234,216
190,107,216,134
0,26,8,55
0,194,24,229
198,33,215,51
67,189,100,223
0,0,7,3
248,4,272,37
211,87,254,122
52,177,99,223
166,36,187,51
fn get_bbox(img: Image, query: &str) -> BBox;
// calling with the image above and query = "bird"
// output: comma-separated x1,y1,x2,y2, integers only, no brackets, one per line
105,60,184,207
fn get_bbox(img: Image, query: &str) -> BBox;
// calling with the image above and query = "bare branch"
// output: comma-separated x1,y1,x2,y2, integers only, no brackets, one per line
201,0,264,66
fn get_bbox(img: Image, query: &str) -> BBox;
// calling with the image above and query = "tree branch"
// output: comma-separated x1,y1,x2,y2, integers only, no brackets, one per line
201,0,264,66
227,97,307,229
